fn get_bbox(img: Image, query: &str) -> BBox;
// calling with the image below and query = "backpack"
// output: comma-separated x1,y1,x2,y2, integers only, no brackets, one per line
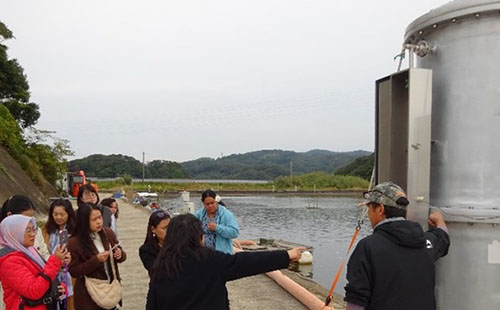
0,247,62,310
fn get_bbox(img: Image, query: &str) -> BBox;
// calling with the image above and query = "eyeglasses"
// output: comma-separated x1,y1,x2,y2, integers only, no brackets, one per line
83,191,97,197
25,226,37,235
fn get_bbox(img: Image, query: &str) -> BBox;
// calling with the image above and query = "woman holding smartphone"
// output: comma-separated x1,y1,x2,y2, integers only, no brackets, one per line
0,214,70,310
42,199,77,310
68,204,126,310
1,195,51,260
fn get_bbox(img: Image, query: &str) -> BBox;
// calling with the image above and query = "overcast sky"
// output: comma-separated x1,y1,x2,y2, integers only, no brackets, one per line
1,0,449,162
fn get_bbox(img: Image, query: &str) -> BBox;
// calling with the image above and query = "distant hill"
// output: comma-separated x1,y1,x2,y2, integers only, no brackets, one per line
68,154,189,179
334,153,374,180
181,149,371,180
68,149,371,180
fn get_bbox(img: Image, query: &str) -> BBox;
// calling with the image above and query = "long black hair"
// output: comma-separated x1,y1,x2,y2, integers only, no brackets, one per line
151,214,210,282
77,184,100,208
101,198,119,219
73,203,108,256
143,210,171,247
45,199,77,234
200,189,226,207
0,195,35,223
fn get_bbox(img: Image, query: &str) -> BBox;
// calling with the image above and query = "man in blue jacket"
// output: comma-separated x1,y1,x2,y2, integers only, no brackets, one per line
344,182,450,310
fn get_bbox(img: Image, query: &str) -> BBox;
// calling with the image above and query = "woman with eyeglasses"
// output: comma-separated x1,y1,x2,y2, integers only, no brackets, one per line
0,214,70,310
0,195,51,260
41,198,77,310
139,210,171,274
195,190,239,254
76,185,112,229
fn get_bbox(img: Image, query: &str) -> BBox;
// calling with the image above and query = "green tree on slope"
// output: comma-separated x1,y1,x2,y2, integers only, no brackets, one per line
0,21,40,128
0,21,72,187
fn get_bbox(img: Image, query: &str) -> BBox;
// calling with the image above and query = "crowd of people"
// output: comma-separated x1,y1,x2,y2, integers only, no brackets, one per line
0,183,450,310
0,185,124,310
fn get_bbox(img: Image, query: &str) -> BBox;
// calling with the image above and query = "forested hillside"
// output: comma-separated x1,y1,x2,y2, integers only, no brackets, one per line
0,21,68,209
181,149,370,180
68,154,189,179
69,149,370,180
334,153,374,180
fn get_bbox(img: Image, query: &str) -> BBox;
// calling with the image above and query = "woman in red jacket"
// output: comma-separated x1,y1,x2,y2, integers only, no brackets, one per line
0,214,69,310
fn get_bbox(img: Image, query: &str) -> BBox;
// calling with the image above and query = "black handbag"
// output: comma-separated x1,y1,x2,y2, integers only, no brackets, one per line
19,271,62,310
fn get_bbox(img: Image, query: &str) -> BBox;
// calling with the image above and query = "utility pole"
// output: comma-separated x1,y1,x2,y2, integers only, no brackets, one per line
142,152,145,183
290,160,293,186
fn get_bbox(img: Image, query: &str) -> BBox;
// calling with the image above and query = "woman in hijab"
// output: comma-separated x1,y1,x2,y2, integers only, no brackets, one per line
0,195,51,260
0,215,70,310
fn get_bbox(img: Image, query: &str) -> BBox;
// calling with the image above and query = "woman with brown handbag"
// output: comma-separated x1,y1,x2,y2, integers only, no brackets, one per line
68,204,126,310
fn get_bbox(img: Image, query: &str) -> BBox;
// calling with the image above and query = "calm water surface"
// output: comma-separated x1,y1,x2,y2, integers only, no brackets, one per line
162,195,372,295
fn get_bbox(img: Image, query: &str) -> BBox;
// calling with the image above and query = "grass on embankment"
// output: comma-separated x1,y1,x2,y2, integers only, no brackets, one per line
96,172,370,193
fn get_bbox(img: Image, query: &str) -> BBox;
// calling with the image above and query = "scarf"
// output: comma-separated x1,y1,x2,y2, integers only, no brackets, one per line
0,214,45,268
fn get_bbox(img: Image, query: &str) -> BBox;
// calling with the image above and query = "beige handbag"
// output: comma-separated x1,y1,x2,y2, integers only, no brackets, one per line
85,248,122,309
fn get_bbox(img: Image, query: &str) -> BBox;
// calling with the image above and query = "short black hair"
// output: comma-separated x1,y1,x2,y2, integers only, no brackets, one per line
0,195,35,223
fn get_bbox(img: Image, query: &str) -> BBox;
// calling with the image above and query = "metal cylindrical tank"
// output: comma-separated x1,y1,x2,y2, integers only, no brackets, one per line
405,1,500,309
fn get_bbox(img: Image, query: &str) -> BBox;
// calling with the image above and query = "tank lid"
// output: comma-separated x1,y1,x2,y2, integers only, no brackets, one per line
405,0,500,42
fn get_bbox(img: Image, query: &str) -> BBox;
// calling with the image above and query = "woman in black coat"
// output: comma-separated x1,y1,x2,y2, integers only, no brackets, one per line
139,210,171,274
146,214,303,310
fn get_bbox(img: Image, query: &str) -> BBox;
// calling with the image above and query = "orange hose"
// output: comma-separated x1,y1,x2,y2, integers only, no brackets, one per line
266,270,333,310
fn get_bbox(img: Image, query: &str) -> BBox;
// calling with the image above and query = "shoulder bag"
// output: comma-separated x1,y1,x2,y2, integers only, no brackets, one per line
84,244,122,309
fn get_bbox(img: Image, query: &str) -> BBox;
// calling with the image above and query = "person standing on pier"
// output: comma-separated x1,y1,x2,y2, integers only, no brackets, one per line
195,190,239,254
139,210,171,274
0,214,70,310
41,198,77,310
0,195,51,260
101,198,119,236
76,185,112,229
146,214,304,310
344,182,450,310
68,204,126,310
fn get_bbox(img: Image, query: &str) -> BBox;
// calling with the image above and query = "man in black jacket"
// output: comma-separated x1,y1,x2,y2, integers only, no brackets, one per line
344,181,450,310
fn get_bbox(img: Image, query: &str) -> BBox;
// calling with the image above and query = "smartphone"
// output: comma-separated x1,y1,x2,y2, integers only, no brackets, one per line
58,229,69,246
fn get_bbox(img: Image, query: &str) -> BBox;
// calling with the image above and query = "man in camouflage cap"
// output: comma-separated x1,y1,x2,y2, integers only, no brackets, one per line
344,181,450,310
